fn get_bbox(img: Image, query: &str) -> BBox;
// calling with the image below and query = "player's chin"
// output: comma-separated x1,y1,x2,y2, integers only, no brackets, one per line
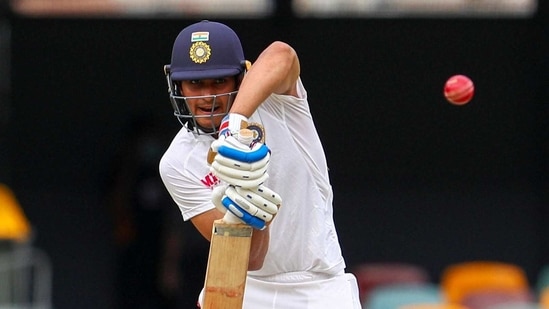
196,119,221,131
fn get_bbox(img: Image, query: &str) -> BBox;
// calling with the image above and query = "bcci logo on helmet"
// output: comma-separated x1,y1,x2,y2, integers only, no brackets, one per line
189,42,211,64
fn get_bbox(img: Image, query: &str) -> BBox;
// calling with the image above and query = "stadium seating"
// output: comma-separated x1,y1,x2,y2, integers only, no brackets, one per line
440,261,530,304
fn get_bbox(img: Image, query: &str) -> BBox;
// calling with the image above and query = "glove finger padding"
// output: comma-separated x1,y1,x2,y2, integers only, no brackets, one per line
254,185,282,207
213,184,263,228
210,135,271,188
210,161,269,188
221,195,266,230
234,186,281,215
225,186,273,222
214,153,270,171
218,184,282,231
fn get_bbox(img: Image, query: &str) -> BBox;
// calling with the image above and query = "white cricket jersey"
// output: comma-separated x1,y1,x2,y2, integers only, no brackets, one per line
159,78,346,279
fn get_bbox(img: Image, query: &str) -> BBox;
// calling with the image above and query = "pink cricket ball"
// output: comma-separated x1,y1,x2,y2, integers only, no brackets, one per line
444,74,474,105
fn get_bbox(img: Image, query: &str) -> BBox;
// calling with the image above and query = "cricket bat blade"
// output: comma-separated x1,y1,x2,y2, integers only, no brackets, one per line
203,219,252,309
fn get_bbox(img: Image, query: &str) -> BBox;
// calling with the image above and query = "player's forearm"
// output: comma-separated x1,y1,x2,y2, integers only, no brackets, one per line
248,226,270,270
230,41,300,117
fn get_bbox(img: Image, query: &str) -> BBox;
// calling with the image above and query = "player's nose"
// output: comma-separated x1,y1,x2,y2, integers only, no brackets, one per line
199,86,218,99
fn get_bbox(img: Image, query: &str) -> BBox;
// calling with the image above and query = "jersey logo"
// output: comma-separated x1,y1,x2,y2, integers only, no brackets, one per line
200,172,220,189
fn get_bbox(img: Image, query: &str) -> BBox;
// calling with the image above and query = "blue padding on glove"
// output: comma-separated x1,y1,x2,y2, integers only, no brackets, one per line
222,196,266,230
217,143,269,163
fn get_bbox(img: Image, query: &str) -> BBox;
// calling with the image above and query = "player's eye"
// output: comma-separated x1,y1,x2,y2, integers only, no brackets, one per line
214,78,226,84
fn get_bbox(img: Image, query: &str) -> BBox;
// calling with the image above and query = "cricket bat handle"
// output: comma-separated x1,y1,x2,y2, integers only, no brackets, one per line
223,210,242,224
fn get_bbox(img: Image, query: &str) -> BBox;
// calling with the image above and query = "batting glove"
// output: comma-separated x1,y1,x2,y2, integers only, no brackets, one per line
218,113,249,138
210,114,270,188
212,184,282,230
212,185,229,215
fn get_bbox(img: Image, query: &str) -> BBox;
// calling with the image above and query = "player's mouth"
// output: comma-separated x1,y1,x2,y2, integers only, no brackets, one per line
197,105,221,114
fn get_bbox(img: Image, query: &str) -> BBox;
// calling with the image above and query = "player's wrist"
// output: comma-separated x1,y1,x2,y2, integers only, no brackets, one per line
219,113,249,138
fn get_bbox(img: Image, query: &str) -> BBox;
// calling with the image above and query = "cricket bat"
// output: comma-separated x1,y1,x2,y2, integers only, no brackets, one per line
202,217,252,308
203,128,258,309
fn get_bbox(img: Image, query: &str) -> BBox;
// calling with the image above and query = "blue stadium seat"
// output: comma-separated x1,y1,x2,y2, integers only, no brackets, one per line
363,283,444,309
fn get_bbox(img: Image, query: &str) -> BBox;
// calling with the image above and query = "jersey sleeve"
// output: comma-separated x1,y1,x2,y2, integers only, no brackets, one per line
159,137,216,221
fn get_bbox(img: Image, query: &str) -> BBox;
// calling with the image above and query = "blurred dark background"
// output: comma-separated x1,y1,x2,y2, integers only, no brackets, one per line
0,1,547,308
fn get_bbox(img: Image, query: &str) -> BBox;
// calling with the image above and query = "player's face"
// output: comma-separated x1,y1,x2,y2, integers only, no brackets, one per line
180,77,237,130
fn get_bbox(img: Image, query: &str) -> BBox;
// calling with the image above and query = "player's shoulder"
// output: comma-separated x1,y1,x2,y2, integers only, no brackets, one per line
160,130,211,172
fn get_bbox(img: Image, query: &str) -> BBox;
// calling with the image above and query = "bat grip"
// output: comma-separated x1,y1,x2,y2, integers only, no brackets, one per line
223,211,242,224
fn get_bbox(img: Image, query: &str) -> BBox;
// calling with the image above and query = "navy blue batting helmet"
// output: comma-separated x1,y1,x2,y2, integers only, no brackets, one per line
170,20,246,81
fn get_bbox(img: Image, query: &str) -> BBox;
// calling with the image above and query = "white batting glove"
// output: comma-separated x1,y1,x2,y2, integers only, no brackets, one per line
210,136,270,188
210,114,271,188
217,113,249,138
214,184,282,230
211,185,228,215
